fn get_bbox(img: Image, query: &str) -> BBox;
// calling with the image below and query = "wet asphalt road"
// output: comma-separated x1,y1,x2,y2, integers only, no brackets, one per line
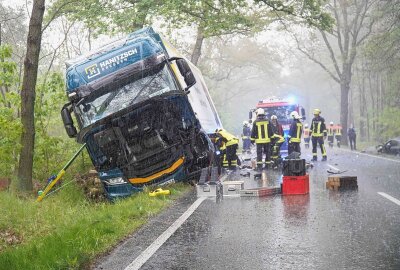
94,147,400,270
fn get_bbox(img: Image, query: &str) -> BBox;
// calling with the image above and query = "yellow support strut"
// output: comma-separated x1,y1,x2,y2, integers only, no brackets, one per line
36,144,87,202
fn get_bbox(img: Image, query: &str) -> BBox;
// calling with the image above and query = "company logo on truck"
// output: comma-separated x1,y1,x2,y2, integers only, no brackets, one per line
99,48,138,70
85,64,101,79
84,47,139,80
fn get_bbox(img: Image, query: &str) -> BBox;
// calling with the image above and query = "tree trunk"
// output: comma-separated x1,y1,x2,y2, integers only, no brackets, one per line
340,79,350,145
191,26,204,66
88,27,92,51
17,0,46,192
359,73,366,140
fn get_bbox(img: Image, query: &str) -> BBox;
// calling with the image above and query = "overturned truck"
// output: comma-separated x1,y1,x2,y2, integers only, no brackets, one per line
61,28,222,199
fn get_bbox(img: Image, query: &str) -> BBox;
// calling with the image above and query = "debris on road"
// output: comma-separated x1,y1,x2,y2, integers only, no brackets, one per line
327,169,348,174
326,176,358,191
240,186,281,197
254,173,262,179
239,170,251,177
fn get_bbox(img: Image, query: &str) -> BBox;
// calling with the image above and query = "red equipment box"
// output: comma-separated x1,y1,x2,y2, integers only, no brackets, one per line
282,174,309,195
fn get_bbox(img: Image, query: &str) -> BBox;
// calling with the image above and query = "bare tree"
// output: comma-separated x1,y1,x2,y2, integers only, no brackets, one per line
17,0,46,192
293,0,378,144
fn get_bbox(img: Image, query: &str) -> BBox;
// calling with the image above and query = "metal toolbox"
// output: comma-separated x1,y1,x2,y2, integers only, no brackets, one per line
196,182,223,197
222,181,244,196
240,186,281,197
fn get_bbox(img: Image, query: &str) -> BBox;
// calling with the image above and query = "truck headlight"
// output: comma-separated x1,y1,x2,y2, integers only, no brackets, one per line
105,177,127,185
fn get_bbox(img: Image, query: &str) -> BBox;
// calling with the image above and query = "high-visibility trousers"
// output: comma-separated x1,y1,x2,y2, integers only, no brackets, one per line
256,143,271,168
312,136,326,157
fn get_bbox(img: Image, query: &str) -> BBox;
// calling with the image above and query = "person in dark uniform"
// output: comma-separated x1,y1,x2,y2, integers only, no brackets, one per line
270,115,284,166
241,121,251,153
288,111,303,155
310,109,327,161
348,125,357,150
251,108,274,171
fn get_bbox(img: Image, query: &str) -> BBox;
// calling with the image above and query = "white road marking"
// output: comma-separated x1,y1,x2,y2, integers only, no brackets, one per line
124,196,207,270
378,192,400,206
339,148,400,163
328,164,340,171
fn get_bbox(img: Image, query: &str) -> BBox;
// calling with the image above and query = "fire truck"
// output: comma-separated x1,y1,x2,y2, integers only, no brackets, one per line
249,97,306,156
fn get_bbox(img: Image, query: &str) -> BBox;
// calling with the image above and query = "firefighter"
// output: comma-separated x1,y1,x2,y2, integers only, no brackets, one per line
270,115,284,167
241,121,251,153
303,123,310,149
310,109,327,161
215,129,239,170
327,121,335,148
288,111,303,155
335,124,342,148
251,108,274,171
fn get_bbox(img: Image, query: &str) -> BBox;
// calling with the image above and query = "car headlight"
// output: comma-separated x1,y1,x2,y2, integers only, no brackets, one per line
105,177,127,185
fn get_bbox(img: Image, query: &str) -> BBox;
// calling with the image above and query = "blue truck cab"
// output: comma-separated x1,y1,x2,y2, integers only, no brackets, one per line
61,28,222,199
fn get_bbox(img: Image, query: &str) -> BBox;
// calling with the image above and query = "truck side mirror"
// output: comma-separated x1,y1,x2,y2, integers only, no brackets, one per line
61,106,77,138
301,108,306,120
176,59,196,89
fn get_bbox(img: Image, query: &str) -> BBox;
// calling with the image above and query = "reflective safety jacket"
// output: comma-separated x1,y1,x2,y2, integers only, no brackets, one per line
251,117,274,144
303,128,310,138
288,120,303,143
335,127,342,136
310,116,327,137
216,129,239,150
327,126,335,136
271,122,284,143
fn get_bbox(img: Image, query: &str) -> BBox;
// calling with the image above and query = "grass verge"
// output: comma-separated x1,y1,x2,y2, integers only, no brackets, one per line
0,182,191,269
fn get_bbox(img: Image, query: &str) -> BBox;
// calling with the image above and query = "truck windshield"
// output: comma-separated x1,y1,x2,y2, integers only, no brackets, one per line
263,105,296,124
76,64,178,127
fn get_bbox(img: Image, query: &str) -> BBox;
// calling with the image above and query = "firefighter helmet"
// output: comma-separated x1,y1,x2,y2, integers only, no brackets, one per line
243,121,248,126
256,108,265,116
271,115,278,120
290,111,301,119
304,123,309,128
313,109,321,115
330,121,334,125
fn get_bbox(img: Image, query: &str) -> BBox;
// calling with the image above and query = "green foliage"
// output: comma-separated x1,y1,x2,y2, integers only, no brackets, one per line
0,46,18,90
255,0,333,31
377,108,400,140
0,45,21,177
46,0,161,35
0,182,190,269
158,0,256,38
47,0,257,36
34,72,74,181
